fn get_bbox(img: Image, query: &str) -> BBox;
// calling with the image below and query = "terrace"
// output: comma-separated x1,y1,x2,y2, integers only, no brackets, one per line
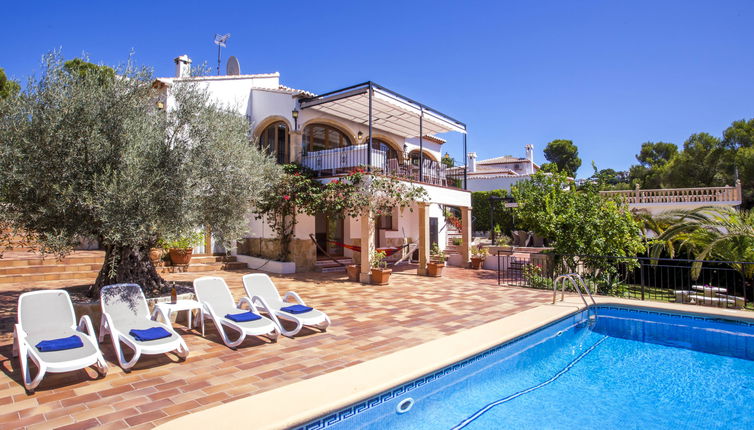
297,82,468,189
600,181,742,209
0,266,552,429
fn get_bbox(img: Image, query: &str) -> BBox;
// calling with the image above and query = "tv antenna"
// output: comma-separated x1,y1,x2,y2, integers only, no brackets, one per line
213,33,231,75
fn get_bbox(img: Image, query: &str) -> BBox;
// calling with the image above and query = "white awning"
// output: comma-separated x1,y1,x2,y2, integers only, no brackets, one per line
299,83,466,138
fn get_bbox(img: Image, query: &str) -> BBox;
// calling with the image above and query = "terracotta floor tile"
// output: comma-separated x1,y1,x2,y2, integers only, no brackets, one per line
0,266,552,428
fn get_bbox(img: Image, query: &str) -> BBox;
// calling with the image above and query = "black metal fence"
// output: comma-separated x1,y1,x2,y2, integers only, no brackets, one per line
497,251,754,311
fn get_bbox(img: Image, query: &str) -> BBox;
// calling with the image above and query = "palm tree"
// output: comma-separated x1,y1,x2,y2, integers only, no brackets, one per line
650,206,754,280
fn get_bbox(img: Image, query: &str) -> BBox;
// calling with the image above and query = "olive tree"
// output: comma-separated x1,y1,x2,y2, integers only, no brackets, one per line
0,52,278,297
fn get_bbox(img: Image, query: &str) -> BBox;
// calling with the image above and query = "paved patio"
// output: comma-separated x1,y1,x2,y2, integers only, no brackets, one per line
0,265,552,430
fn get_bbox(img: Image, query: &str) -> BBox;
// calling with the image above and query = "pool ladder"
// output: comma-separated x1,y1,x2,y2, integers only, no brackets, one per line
553,274,597,322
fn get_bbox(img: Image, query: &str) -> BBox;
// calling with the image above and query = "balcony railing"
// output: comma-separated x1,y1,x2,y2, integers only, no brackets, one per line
300,144,465,189
600,182,742,206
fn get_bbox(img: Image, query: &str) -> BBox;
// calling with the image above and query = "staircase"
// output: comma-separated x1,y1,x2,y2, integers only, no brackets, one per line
314,257,352,273
0,229,250,284
445,225,462,256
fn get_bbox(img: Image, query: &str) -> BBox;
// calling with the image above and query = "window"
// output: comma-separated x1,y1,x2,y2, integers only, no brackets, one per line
370,138,399,160
303,124,352,154
258,121,289,164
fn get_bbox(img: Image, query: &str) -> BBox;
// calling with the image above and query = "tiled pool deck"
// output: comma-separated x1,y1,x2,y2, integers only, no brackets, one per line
0,266,552,430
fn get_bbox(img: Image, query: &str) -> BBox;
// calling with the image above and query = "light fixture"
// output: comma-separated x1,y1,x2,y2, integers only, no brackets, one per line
357,131,364,143
291,109,299,130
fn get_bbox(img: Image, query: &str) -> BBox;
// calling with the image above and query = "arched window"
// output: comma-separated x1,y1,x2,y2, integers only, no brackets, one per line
303,124,352,154
258,121,289,164
408,150,435,166
370,138,399,161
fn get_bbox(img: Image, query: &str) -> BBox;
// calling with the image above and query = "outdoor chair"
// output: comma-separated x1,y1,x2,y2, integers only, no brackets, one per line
99,284,189,371
531,233,545,247
13,290,107,392
242,273,331,337
512,230,531,247
193,276,279,349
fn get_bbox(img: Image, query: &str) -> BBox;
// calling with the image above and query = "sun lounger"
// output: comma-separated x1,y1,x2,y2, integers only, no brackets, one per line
242,273,331,337
193,276,279,348
13,290,107,392
99,284,188,371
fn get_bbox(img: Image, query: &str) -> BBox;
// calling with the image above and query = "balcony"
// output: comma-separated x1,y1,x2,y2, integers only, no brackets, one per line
300,143,464,188
297,82,467,189
600,182,742,208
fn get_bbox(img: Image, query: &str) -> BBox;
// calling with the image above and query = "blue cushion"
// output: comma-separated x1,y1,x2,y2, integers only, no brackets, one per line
225,312,262,322
35,335,84,352
129,327,172,342
281,304,313,314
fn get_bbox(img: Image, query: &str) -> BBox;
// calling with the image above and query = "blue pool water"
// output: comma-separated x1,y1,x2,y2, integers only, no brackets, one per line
300,306,754,430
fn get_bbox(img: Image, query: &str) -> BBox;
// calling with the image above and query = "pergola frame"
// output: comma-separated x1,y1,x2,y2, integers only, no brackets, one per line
299,81,468,189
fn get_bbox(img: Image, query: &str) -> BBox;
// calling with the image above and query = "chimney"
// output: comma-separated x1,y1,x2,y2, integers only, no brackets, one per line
525,144,534,162
174,55,192,78
467,152,477,173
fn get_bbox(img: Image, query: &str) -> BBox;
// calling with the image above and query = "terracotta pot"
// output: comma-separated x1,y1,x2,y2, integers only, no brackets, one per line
427,261,445,277
346,264,361,282
470,257,484,270
148,248,164,266
370,268,392,285
169,248,193,265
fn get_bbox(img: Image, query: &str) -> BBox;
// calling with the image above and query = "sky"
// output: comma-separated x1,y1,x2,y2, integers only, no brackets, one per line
2,0,753,177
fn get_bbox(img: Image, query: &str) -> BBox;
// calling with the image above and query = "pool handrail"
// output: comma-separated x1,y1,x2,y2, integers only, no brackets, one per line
553,273,596,309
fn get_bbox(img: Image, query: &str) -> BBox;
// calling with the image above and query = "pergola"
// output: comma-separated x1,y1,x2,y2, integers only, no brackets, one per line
299,82,468,185
298,82,472,280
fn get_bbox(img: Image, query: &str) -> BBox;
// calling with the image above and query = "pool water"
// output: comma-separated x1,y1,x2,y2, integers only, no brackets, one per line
302,306,754,430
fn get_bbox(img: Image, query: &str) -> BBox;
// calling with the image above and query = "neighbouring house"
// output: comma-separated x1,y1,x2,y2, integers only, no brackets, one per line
154,55,472,278
450,145,540,193
600,181,743,215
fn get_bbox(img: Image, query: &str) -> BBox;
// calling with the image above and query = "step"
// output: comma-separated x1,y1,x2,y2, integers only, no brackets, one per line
0,270,100,284
0,252,105,267
0,262,103,276
157,261,247,274
316,265,347,273
189,255,237,264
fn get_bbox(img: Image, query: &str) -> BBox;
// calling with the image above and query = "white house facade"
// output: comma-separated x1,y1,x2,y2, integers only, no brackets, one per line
453,145,540,193
155,55,472,279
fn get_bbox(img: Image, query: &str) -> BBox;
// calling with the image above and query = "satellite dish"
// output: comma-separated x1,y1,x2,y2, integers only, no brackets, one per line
227,56,241,75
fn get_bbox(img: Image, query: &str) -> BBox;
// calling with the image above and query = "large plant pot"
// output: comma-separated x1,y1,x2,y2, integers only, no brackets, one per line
346,264,361,282
470,257,484,270
169,248,193,266
149,248,165,266
427,261,445,277
370,268,392,285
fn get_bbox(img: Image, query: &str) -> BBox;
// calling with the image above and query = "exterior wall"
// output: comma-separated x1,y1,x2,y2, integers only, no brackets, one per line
630,202,739,216
249,90,296,130
466,174,533,192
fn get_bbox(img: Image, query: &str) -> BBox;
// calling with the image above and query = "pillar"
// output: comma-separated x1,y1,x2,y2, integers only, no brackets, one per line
460,206,472,267
290,131,303,164
418,202,430,276
359,214,375,283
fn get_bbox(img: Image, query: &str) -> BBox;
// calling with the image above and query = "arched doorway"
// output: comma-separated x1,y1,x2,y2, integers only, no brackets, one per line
258,121,289,164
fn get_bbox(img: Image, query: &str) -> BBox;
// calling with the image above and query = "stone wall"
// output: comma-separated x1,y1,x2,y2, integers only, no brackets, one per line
238,238,316,272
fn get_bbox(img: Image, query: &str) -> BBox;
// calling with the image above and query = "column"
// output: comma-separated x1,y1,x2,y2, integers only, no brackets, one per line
359,214,375,283
290,131,303,164
460,206,472,267
418,202,430,276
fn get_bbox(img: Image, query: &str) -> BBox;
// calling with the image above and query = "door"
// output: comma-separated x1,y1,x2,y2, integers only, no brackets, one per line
429,217,439,250
315,214,344,257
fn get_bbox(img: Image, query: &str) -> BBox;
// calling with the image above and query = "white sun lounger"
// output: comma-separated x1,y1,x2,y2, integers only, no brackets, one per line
193,276,279,349
13,290,107,392
242,273,331,338
99,284,189,371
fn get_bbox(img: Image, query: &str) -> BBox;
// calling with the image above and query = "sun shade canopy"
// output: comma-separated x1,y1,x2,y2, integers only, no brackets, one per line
298,82,466,138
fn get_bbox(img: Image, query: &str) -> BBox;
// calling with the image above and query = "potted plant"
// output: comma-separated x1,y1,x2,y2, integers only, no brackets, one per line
160,231,205,266
346,259,361,282
370,250,391,285
428,243,445,277
470,244,488,270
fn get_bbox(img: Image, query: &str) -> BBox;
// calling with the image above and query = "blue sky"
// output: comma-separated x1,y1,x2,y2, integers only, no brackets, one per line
2,0,753,177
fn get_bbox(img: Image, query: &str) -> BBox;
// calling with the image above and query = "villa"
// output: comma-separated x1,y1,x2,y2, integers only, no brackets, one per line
154,55,473,278
453,144,540,193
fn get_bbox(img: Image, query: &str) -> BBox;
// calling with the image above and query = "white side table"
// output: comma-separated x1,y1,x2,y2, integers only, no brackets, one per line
154,300,203,335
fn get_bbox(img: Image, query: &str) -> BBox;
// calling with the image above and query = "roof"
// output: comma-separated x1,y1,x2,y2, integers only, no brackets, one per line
477,155,528,164
422,135,446,144
299,82,466,138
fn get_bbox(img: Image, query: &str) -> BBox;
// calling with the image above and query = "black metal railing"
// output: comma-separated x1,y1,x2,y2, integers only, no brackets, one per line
497,251,754,310
300,145,464,189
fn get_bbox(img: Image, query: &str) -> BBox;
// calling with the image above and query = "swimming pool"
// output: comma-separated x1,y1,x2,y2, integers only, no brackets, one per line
299,306,754,429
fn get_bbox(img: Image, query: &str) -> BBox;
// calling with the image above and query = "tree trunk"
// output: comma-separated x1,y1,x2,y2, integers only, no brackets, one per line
88,244,169,299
